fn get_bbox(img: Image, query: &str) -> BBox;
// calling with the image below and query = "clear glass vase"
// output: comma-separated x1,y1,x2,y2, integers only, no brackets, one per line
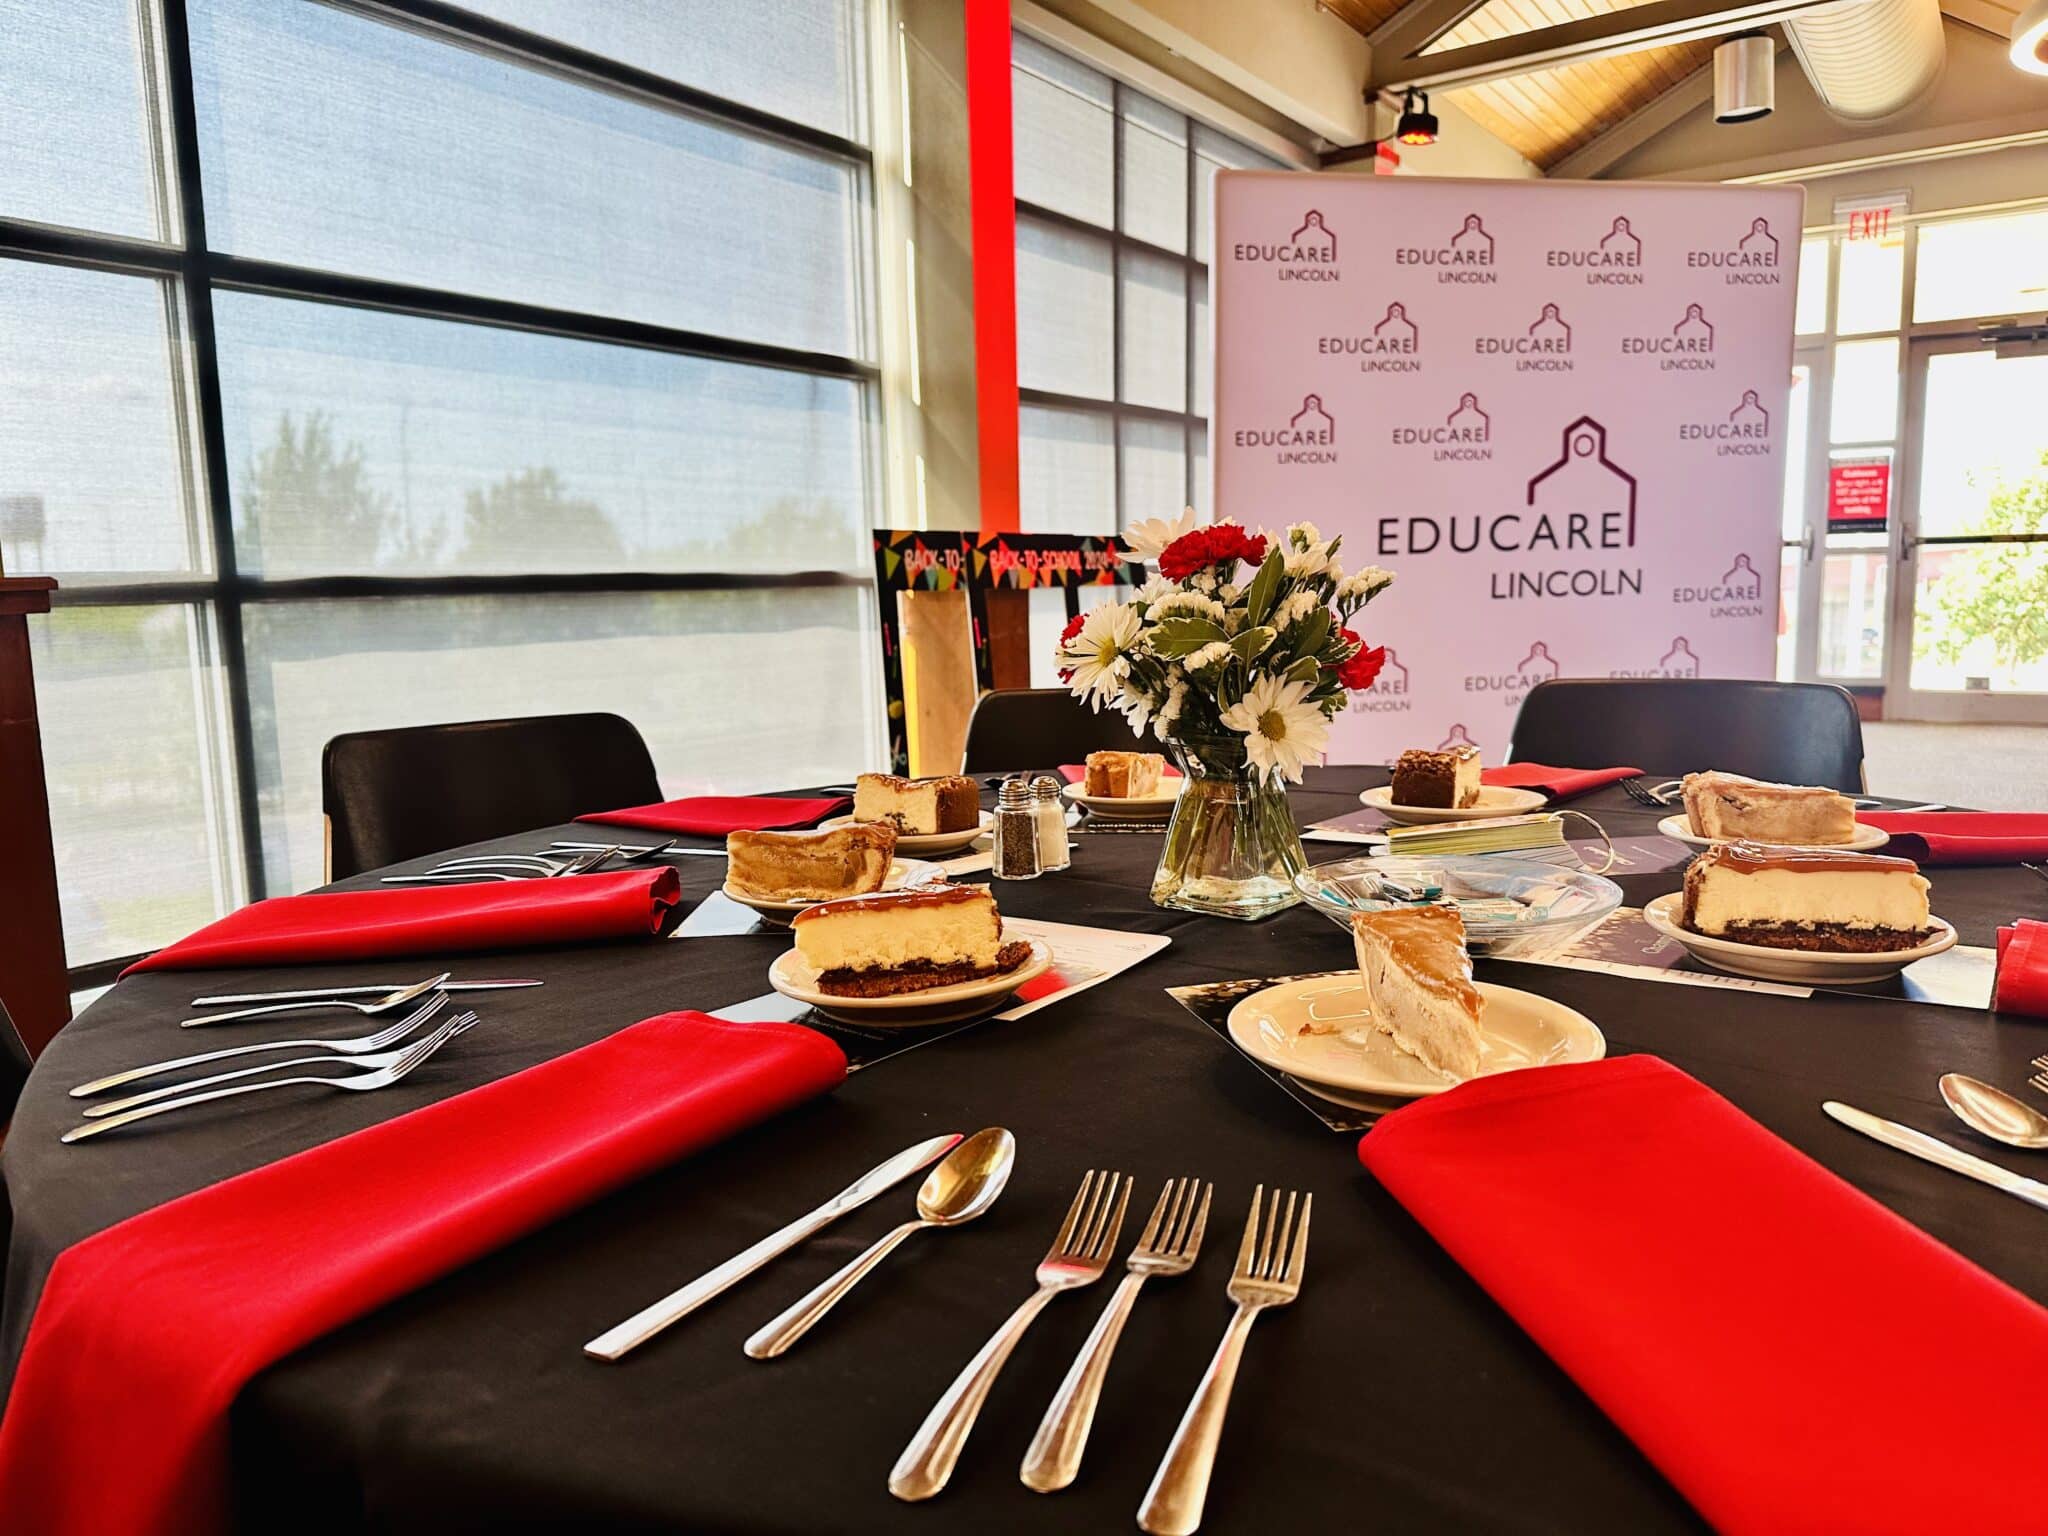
1150,735,1307,921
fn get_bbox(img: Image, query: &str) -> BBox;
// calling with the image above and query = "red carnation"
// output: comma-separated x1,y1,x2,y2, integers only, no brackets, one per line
1057,610,1086,682
1335,630,1385,691
1158,524,1268,583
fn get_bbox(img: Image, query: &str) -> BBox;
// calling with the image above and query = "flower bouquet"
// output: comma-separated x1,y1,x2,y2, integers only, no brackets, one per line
1055,510,1393,919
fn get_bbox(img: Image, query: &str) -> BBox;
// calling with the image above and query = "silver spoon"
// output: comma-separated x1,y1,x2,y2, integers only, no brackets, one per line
743,1127,1016,1359
1939,1073,2048,1150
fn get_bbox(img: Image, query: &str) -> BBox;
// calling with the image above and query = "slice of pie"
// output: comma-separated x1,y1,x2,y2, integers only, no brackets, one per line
1681,840,1933,952
853,773,981,835
1391,746,1481,809
1680,770,1858,846
725,822,896,903
1083,750,1166,798
791,885,1032,997
1330,905,1486,1080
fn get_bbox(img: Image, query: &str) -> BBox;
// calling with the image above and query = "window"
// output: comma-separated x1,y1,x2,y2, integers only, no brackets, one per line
2,0,881,975
1009,31,1293,532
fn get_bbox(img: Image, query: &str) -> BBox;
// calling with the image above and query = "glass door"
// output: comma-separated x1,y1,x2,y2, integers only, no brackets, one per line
1889,337,2048,721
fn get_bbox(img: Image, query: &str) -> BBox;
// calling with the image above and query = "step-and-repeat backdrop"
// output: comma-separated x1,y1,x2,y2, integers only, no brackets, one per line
1211,174,1803,763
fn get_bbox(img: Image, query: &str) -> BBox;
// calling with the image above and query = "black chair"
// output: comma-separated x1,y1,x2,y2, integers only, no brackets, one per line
960,688,1149,774
1,998,29,1131
1507,679,1866,790
322,713,663,880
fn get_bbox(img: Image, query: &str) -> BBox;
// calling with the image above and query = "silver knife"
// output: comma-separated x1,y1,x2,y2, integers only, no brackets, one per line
1823,1101,2048,1213
190,979,544,1006
583,1131,963,1361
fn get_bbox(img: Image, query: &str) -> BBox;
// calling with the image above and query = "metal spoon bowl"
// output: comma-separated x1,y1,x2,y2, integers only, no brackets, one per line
744,1127,1016,1358
1939,1072,2048,1150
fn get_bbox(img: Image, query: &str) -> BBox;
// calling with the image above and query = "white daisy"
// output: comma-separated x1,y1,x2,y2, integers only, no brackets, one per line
1062,602,1142,704
1121,507,1201,562
1219,674,1330,783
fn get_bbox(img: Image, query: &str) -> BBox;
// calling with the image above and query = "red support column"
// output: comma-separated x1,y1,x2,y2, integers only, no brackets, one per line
963,0,1020,533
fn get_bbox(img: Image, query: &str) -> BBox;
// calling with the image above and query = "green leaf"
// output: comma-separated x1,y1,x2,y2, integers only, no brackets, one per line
1292,607,1331,661
1284,654,1321,685
1150,617,1228,657
1230,625,1276,665
1244,546,1285,628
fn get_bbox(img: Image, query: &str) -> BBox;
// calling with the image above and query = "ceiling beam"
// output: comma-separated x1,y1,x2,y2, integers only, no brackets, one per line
1548,61,1717,179
1365,0,1495,71
1367,0,1867,91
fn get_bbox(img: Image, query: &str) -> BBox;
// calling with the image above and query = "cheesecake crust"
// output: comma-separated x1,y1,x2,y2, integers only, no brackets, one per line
1703,921,1934,953
814,940,1033,997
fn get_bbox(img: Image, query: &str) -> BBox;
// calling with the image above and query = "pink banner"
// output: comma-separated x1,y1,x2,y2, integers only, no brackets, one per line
1212,175,1803,762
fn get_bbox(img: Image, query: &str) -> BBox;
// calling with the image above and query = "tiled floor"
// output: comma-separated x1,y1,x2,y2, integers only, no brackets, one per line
1864,721,2048,810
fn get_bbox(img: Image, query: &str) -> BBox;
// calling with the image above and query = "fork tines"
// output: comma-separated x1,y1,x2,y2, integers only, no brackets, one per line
1055,1168,1134,1262
2030,1070,2048,1099
1235,1183,1312,1292
1621,777,1667,808
1134,1176,1213,1263
2030,1053,2048,1074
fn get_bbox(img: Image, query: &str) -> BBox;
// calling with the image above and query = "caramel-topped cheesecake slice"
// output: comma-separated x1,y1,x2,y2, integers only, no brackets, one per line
1391,746,1481,809
1335,904,1486,1080
791,884,1031,997
853,772,980,835
726,822,895,903
1083,750,1165,798
1681,770,1858,846
1681,841,1933,952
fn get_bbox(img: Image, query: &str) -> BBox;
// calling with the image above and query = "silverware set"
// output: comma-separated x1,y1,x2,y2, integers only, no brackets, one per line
380,837,727,885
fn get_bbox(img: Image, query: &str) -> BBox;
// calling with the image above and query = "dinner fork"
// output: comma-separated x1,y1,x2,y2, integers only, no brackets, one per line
61,1013,476,1142
888,1169,1131,1502
2024,861,2048,886
1021,1177,1212,1493
1138,1184,1311,1536
73,992,450,1098
2029,1054,2048,1098
1621,777,1670,808
179,972,450,1029
382,847,616,884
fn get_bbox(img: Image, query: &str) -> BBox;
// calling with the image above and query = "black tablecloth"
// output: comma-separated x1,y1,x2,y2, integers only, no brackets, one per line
6,768,2047,1533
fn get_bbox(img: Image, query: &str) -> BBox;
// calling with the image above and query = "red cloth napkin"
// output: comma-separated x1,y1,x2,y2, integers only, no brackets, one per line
1995,919,2048,1016
1857,811,2048,865
122,868,681,975
577,794,849,835
1056,762,1184,784
1358,1055,2048,1535
0,1011,845,1536
1481,763,1643,799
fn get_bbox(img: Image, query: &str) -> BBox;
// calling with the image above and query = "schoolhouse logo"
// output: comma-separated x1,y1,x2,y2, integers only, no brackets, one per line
1614,637,1701,678
1389,392,1490,461
1350,645,1412,714
1233,210,1339,281
1679,388,1771,454
1394,213,1496,284
1317,301,1421,373
1465,641,1561,706
1438,723,1480,752
1233,394,1336,464
1477,303,1573,371
1675,553,1767,619
1689,216,1783,285
1623,304,1716,370
1547,215,1644,285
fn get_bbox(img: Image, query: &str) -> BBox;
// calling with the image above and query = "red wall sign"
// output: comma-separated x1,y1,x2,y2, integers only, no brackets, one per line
1827,459,1890,530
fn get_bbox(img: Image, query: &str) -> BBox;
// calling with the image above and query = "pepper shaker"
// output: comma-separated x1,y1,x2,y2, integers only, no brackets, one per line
1031,775,1071,872
992,775,1042,880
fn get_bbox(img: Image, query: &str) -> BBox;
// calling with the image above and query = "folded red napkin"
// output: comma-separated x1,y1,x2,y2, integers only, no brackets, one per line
1358,1055,2048,1535
1995,919,2048,1016
1056,762,1184,784
1857,811,2048,865
123,868,681,975
577,794,849,836
1481,763,1643,799
0,1011,845,1536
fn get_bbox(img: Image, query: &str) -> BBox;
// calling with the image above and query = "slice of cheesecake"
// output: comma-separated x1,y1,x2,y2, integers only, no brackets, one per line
1340,905,1486,1080
791,885,1031,997
1391,746,1481,809
726,823,896,903
1083,750,1166,798
853,773,980,835
1681,771,1858,846
1681,841,1933,952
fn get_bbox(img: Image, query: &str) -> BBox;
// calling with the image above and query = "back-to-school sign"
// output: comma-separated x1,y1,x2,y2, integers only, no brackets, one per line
1211,174,1803,761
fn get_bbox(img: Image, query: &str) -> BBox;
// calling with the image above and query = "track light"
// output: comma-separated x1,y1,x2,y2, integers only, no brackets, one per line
1713,33,1774,122
1395,88,1438,147
2014,0,2048,73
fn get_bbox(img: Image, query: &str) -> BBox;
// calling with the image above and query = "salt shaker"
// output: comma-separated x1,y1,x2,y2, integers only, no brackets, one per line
992,775,1042,880
1031,775,1072,872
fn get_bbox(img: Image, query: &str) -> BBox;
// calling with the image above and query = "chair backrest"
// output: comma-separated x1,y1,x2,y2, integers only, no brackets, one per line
322,713,663,880
960,688,1148,774
1507,679,1866,790
0,996,30,1131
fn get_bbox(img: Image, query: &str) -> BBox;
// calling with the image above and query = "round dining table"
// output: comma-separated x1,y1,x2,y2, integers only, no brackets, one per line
5,765,2045,1533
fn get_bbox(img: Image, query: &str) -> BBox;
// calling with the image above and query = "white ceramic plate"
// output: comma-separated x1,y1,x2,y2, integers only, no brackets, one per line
1061,780,1183,820
1655,813,1891,853
768,937,1053,1027
1641,891,1957,984
720,858,943,920
818,812,993,857
1226,972,1605,1100
1360,784,1548,825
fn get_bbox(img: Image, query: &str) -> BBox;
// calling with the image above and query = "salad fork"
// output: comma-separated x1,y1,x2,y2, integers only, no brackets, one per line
179,972,450,1029
889,1169,1131,1502
73,992,450,1098
61,1013,477,1143
1621,777,1670,808
1138,1184,1311,1536
1022,1177,1212,1492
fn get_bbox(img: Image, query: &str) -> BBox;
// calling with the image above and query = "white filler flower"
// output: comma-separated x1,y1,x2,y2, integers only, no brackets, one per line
1220,674,1330,783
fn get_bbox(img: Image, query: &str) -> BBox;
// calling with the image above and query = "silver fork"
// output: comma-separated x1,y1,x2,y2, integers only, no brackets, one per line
1021,1176,1212,1493
1138,1184,1312,1536
2029,1054,2048,1097
61,1014,477,1143
383,847,616,884
72,992,450,1098
888,1169,1131,1503
1621,777,1670,808
179,972,450,1030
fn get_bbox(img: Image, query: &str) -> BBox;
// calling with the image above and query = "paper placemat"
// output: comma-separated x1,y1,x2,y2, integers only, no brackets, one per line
1169,972,1383,1134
